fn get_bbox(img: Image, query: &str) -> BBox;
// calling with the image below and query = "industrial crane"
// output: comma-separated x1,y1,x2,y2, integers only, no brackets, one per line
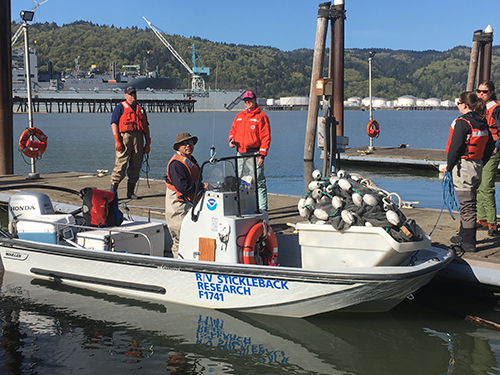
143,17,209,91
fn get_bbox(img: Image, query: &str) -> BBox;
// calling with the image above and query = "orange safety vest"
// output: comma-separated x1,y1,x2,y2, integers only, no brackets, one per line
165,153,200,202
118,101,148,133
486,100,500,141
446,117,489,161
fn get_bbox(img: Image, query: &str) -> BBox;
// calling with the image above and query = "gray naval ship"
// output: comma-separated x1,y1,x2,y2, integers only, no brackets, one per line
12,49,245,111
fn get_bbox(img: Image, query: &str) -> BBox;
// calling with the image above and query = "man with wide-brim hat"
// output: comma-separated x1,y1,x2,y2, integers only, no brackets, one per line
165,132,209,257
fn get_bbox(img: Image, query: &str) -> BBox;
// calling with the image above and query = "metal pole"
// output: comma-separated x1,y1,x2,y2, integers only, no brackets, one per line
368,51,375,151
22,19,39,179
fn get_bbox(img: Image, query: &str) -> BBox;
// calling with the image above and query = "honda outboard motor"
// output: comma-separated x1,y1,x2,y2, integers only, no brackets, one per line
8,191,54,234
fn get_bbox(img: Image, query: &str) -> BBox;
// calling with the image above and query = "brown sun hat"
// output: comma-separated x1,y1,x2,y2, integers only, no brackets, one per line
173,132,198,150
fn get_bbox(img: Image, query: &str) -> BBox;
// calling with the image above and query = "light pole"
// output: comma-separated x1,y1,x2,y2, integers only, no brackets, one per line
21,10,39,179
368,50,376,151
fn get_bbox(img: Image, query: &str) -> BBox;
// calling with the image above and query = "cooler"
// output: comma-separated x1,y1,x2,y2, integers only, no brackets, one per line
76,221,165,257
16,214,76,245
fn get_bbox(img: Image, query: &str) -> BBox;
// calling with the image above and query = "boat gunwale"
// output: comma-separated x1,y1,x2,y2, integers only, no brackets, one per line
0,237,454,284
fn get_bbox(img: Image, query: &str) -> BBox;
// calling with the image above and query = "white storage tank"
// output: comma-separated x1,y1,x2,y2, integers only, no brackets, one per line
373,98,387,108
416,98,426,106
266,98,277,106
425,98,441,107
397,95,417,107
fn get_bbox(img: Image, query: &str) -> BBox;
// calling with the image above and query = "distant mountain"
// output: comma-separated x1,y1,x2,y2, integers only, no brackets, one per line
12,21,500,100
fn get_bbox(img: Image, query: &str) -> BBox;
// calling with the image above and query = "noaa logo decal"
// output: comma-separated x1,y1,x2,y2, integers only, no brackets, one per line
206,198,217,211
251,125,256,130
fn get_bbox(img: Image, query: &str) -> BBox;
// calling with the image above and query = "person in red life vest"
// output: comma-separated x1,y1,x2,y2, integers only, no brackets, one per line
444,91,494,252
110,86,151,199
165,132,211,258
475,81,500,236
228,90,271,211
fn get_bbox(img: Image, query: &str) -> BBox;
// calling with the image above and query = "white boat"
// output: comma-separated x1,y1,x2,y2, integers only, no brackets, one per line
0,155,454,318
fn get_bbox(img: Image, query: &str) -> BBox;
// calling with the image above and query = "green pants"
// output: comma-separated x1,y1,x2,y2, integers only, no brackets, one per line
477,151,500,224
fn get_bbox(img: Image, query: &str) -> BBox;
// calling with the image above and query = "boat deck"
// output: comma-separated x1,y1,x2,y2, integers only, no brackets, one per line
0,171,499,269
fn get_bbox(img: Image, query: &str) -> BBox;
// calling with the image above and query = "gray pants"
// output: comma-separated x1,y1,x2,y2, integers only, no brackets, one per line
452,159,482,229
165,188,189,258
110,131,144,185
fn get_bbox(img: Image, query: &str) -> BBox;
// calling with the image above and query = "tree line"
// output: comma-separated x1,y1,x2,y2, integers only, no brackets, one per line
11,20,500,100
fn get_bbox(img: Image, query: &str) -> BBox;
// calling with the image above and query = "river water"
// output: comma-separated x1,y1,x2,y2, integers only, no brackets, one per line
2,110,500,374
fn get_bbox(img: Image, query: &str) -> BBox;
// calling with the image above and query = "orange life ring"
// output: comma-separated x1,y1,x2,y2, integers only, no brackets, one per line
242,222,278,266
19,127,48,158
366,120,380,138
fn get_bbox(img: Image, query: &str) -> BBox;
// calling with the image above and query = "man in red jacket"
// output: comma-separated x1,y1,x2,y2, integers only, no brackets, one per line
229,91,271,210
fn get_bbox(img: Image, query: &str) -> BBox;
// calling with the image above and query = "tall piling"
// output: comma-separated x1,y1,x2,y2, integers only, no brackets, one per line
467,27,494,91
332,0,345,137
304,2,330,162
0,0,14,175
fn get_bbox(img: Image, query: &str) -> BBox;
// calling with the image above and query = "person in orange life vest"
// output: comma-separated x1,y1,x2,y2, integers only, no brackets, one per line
444,91,494,252
165,132,211,258
110,86,151,199
475,80,500,236
229,91,271,211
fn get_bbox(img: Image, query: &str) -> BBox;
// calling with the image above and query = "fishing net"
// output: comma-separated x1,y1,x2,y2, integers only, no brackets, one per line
297,170,423,243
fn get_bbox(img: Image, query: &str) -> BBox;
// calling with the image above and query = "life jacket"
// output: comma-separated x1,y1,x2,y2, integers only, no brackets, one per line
165,153,200,202
446,117,489,161
486,100,500,141
80,187,124,227
118,101,148,133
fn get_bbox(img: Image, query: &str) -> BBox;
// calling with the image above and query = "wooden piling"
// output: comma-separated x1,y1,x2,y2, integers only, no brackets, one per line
467,30,482,91
304,2,330,162
0,0,14,175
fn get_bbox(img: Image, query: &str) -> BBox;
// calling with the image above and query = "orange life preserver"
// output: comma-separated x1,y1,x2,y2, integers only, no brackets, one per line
19,127,48,158
367,120,380,138
242,222,278,266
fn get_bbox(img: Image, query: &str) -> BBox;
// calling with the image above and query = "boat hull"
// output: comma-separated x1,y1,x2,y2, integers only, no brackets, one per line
0,238,453,318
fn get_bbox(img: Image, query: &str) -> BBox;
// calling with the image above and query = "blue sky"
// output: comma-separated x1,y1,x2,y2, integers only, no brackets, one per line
10,0,500,52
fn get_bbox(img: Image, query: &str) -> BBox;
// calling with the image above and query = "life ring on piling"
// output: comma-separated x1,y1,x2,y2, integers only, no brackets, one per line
19,127,48,158
366,120,380,138
242,222,278,266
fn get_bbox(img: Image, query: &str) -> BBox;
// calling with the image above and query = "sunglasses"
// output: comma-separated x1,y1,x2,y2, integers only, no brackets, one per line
178,139,193,146
476,89,490,94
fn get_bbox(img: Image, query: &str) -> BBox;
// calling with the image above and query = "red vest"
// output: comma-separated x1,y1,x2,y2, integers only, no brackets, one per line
165,153,200,202
118,101,148,133
486,100,500,141
446,117,489,160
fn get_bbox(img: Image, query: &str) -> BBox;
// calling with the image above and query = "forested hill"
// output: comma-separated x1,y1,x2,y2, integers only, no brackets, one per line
12,20,500,100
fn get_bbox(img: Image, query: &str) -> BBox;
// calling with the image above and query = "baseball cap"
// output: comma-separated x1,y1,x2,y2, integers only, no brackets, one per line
242,91,256,100
125,86,137,94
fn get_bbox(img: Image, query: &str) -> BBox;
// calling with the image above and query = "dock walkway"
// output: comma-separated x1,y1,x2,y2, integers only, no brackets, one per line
0,171,499,270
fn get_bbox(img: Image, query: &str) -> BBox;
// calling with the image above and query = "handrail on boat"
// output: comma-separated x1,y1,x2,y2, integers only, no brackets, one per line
14,218,154,256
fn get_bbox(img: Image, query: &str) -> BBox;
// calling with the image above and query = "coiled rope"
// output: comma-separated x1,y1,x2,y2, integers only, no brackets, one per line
429,171,458,235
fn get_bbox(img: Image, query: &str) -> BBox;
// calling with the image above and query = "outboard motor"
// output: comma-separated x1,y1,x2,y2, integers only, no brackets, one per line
8,191,54,235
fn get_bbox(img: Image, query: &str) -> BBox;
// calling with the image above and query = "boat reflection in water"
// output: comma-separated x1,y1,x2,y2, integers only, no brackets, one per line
2,270,500,374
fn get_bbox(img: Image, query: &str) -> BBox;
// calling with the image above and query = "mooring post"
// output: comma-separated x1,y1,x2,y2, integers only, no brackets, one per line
481,25,493,83
304,2,331,162
0,0,14,175
332,0,345,139
467,30,482,91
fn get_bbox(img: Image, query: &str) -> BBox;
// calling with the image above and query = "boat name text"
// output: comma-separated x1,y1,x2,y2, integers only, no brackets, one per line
196,273,288,302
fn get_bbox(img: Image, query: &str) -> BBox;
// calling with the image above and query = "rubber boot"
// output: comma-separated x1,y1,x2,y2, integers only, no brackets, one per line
488,223,500,237
450,224,464,244
127,182,136,199
476,220,488,230
461,227,477,252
